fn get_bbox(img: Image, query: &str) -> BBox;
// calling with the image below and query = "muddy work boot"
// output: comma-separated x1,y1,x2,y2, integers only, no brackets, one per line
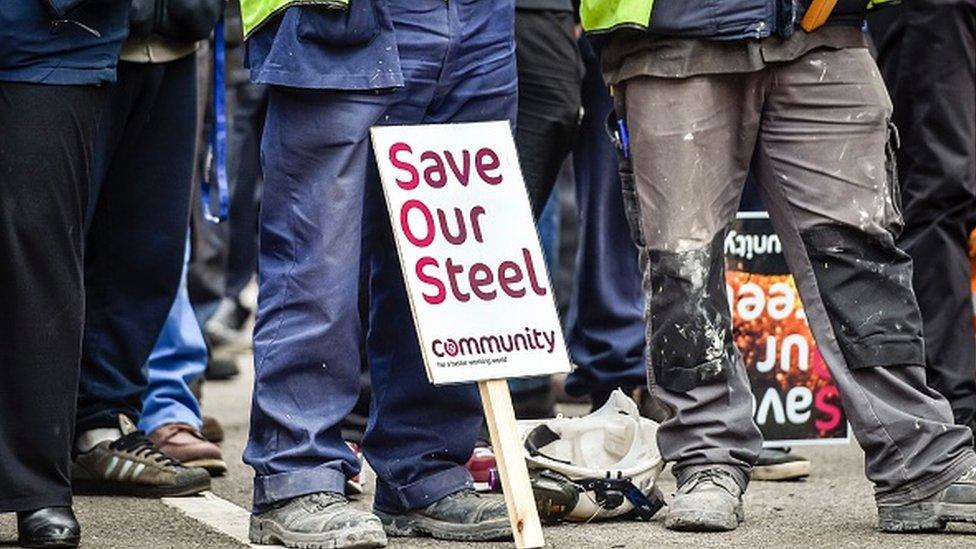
250,492,387,549
878,465,976,532
375,489,512,541
666,468,745,531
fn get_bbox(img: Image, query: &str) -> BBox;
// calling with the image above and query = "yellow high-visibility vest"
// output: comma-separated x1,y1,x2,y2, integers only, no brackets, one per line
240,0,349,39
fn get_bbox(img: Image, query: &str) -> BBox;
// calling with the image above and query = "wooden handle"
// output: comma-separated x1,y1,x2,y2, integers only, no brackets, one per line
478,379,546,549
801,0,840,32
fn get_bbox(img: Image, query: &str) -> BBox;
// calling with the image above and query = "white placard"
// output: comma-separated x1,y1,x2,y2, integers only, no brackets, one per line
371,121,571,385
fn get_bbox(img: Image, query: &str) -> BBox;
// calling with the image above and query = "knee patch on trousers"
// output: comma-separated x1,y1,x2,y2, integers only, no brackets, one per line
648,231,736,392
803,224,924,370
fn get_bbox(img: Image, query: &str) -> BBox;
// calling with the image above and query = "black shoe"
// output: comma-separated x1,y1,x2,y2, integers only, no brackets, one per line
751,448,811,481
375,489,512,541
17,507,80,548
512,386,555,420
205,354,241,380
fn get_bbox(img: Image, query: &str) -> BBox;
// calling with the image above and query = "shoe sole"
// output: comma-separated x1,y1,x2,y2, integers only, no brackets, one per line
374,510,512,542
72,475,211,498
751,461,811,482
665,502,745,532
183,458,229,477
17,535,80,548
878,502,976,533
249,517,387,549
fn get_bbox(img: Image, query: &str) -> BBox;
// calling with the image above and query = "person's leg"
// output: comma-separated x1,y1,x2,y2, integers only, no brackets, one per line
507,9,583,413
140,241,227,476
0,82,102,516
755,46,976,514
225,81,268,303
514,9,583,217
563,37,646,405
140,243,206,436
77,54,198,434
244,83,393,511
362,0,517,519
871,0,976,428
622,72,765,494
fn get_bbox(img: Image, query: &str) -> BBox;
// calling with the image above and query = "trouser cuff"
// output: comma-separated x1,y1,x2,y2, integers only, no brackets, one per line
876,450,976,506
373,465,474,514
139,405,202,435
0,492,72,514
252,463,347,512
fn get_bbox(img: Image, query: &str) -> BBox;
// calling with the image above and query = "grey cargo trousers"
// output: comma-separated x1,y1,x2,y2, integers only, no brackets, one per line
617,46,976,505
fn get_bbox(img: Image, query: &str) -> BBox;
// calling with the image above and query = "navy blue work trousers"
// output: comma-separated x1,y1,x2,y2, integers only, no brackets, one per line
244,0,517,514
563,38,646,402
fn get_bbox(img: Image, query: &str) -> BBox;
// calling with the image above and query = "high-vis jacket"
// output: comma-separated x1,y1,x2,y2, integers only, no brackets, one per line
580,0,896,39
242,0,348,38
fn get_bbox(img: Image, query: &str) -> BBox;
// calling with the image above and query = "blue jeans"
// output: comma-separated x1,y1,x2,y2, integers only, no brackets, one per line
244,0,517,514
563,38,646,400
140,243,205,434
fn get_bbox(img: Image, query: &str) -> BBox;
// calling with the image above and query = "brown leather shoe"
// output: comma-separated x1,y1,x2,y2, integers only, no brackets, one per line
149,423,227,477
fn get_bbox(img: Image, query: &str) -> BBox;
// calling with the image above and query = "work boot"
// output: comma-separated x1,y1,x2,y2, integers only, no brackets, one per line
72,415,211,497
751,448,811,481
878,464,976,532
666,468,744,531
249,492,387,549
375,489,512,541
149,423,228,477
17,507,80,548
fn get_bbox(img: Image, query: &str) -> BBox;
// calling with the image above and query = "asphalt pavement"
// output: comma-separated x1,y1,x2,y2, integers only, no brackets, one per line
3,357,975,549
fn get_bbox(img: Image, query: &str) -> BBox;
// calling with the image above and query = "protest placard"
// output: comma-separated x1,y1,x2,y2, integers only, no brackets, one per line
370,121,571,385
726,212,850,446
371,120,568,548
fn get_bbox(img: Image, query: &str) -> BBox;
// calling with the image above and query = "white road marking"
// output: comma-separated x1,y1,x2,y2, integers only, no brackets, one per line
161,491,275,548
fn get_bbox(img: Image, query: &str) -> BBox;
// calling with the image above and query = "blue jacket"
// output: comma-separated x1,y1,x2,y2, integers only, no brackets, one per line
0,0,130,85
586,0,885,40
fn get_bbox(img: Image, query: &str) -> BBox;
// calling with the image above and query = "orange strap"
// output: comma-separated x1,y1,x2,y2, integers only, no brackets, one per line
801,0,840,32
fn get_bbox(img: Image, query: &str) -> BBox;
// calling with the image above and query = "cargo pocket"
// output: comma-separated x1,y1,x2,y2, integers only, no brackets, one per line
803,224,924,370
883,121,904,236
605,110,645,249
298,1,380,47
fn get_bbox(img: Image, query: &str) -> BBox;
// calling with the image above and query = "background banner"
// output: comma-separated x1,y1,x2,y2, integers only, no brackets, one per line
726,212,850,446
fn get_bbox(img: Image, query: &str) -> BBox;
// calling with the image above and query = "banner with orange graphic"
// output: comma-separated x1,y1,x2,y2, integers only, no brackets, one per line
725,213,849,445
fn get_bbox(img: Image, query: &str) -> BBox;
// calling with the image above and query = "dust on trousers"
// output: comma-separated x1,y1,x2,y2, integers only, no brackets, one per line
615,46,976,504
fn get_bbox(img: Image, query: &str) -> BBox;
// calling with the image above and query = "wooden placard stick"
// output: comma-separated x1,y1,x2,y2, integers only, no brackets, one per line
801,0,839,32
479,379,545,549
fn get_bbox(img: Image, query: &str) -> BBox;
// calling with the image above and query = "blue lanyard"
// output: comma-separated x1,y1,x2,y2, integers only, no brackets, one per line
202,16,229,223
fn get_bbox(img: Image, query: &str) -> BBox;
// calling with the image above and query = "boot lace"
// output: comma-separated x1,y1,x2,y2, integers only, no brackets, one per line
109,431,180,467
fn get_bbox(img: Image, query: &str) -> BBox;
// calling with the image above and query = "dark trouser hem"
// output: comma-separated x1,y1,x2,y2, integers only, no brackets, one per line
0,493,72,514
876,450,976,506
252,463,347,513
75,409,141,434
373,466,474,514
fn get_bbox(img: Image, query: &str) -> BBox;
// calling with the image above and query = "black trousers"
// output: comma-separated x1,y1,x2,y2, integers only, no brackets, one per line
225,80,267,301
871,1,976,426
514,8,583,218
0,82,105,512
77,54,198,432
